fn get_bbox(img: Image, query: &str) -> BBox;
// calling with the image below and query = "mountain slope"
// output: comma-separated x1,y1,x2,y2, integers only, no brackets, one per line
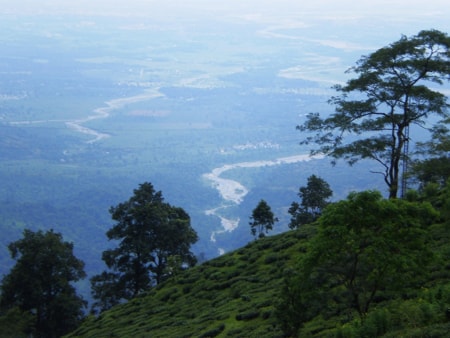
66,218,450,338
66,228,313,337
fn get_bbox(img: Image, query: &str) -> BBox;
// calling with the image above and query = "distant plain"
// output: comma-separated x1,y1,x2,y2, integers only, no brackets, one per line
1,1,448,301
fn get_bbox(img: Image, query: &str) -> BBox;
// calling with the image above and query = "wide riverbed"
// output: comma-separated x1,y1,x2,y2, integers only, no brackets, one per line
203,153,324,205
203,153,324,252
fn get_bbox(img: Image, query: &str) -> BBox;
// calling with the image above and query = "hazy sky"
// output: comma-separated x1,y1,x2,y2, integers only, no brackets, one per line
2,1,448,38
2,0,449,19
1,0,448,88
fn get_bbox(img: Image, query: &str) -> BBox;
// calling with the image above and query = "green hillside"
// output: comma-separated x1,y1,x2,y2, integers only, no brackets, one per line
66,228,313,337
66,215,450,338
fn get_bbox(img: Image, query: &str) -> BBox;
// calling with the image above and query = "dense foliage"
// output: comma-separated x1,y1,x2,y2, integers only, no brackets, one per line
249,199,278,238
412,119,450,188
65,186,450,337
288,174,332,229
298,29,450,198
277,190,439,336
90,182,198,313
0,229,86,338
2,185,449,337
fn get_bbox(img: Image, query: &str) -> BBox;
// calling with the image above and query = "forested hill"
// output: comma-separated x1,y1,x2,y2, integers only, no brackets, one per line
66,212,450,338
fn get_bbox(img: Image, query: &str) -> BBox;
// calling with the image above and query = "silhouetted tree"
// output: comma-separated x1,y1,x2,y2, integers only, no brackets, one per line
91,182,198,313
249,199,278,238
0,229,86,338
288,174,332,229
298,30,450,198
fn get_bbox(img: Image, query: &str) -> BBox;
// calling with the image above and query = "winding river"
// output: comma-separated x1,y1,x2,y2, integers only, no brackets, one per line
203,153,324,205
10,89,323,254
203,153,324,251
65,89,164,143
9,89,164,144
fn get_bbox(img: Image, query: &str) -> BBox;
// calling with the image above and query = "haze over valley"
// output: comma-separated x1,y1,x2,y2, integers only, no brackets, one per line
1,0,449,301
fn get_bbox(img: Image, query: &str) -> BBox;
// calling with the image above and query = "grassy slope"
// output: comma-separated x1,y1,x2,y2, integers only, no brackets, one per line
66,221,450,338
66,228,313,338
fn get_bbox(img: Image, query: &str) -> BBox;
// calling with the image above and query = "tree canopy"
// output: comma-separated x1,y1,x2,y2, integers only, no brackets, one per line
0,229,86,338
91,182,198,313
298,29,450,198
277,191,438,336
249,199,278,238
411,118,450,188
288,174,332,229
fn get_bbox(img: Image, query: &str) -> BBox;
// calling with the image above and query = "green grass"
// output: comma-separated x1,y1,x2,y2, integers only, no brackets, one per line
66,228,313,338
65,220,450,338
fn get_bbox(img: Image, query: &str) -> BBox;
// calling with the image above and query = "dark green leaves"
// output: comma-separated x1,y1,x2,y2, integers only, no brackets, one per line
0,229,86,337
297,29,450,198
288,175,332,229
278,190,441,336
91,182,198,313
249,199,278,238
296,191,437,319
